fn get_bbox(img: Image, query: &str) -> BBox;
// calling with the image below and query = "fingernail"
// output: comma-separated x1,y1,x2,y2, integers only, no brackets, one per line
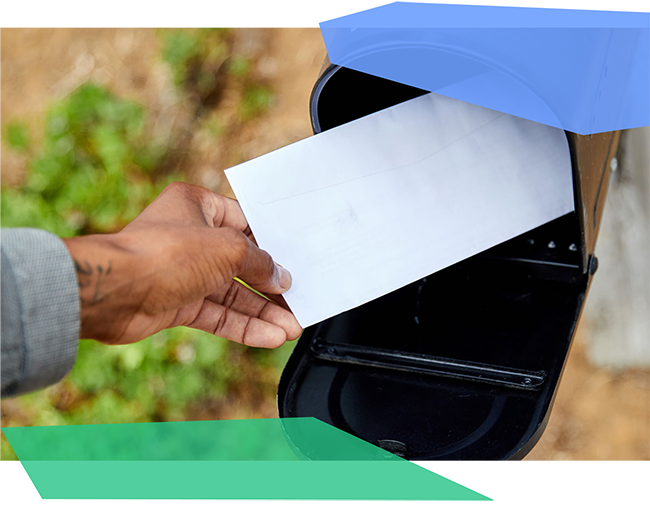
276,263,292,291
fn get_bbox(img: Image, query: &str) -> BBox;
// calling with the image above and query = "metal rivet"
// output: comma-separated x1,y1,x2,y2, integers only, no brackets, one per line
569,243,577,251
527,238,535,245
547,241,556,249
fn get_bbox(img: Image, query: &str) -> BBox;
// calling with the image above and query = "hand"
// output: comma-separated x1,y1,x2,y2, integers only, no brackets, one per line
63,182,302,348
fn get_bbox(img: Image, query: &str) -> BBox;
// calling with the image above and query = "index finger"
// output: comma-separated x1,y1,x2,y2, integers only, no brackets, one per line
128,182,255,241
202,192,257,242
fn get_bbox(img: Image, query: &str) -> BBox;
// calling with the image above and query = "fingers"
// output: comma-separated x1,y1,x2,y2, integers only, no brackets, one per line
126,182,255,240
207,280,302,341
124,181,209,228
166,182,256,239
175,279,302,348
186,299,291,348
264,293,291,312
172,183,256,241
130,182,280,292
209,193,253,237
121,182,299,351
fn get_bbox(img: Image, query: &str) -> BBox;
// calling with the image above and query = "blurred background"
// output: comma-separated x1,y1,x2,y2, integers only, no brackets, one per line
1,28,648,460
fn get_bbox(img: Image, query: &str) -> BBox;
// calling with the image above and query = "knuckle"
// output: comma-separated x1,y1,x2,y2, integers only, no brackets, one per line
213,307,230,337
222,282,239,308
220,227,249,265
164,181,190,194
225,226,248,250
261,249,276,277
164,181,208,201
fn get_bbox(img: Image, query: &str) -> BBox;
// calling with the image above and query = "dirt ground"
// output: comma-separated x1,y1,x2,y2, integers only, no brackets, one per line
1,28,649,460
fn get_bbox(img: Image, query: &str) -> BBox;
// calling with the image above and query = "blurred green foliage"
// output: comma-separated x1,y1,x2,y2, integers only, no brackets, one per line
4,121,30,152
1,329,296,460
160,28,274,120
1,83,175,236
161,28,230,94
240,84,276,120
1,29,290,461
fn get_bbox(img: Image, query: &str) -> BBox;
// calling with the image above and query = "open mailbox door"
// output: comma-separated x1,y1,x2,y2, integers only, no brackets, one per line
277,62,621,460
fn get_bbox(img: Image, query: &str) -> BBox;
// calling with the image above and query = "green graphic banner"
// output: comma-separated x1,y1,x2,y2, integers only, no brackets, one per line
5,417,401,461
3,418,489,500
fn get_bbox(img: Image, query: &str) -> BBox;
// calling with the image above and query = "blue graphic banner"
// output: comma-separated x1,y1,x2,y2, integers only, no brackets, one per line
320,2,649,134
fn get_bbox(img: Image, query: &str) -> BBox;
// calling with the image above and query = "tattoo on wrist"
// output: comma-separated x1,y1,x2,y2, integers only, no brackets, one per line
74,260,112,306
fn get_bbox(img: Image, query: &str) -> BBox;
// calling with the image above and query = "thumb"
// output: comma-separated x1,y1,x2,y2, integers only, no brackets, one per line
216,227,292,295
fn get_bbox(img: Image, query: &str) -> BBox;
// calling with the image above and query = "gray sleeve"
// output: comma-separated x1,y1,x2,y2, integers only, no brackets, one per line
1,228,80,398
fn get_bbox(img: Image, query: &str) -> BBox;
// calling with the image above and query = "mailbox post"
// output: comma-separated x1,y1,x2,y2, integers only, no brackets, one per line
277,61,620,460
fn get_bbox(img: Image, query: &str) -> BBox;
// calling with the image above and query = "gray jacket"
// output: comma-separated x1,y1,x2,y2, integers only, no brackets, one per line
1,228,80,398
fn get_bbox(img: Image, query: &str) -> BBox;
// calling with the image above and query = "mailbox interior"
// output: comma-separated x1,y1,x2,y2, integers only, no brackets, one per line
277,66,614,460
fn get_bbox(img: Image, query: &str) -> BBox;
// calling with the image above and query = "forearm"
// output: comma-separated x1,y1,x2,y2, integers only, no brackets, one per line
62,234,145,342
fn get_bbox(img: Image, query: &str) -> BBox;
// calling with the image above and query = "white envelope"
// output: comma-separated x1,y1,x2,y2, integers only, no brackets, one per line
226,93,574,328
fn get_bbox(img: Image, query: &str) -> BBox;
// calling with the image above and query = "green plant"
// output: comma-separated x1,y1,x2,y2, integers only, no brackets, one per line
64,327,241,424
240,83,275,120
2,83,176,236
160,29,275,121
3,120,30,152
160,28,231,106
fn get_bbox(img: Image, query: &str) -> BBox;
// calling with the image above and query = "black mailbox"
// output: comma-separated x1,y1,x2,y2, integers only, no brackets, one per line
277,61,621,460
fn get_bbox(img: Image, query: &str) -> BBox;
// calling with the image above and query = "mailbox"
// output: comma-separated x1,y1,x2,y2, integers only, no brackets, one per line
277,60,620,460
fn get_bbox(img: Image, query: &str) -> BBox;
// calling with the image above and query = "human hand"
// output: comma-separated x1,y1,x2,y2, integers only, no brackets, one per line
63,182,302,348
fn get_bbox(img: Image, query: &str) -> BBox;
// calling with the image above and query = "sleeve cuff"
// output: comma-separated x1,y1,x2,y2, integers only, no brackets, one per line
1,228,80,396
